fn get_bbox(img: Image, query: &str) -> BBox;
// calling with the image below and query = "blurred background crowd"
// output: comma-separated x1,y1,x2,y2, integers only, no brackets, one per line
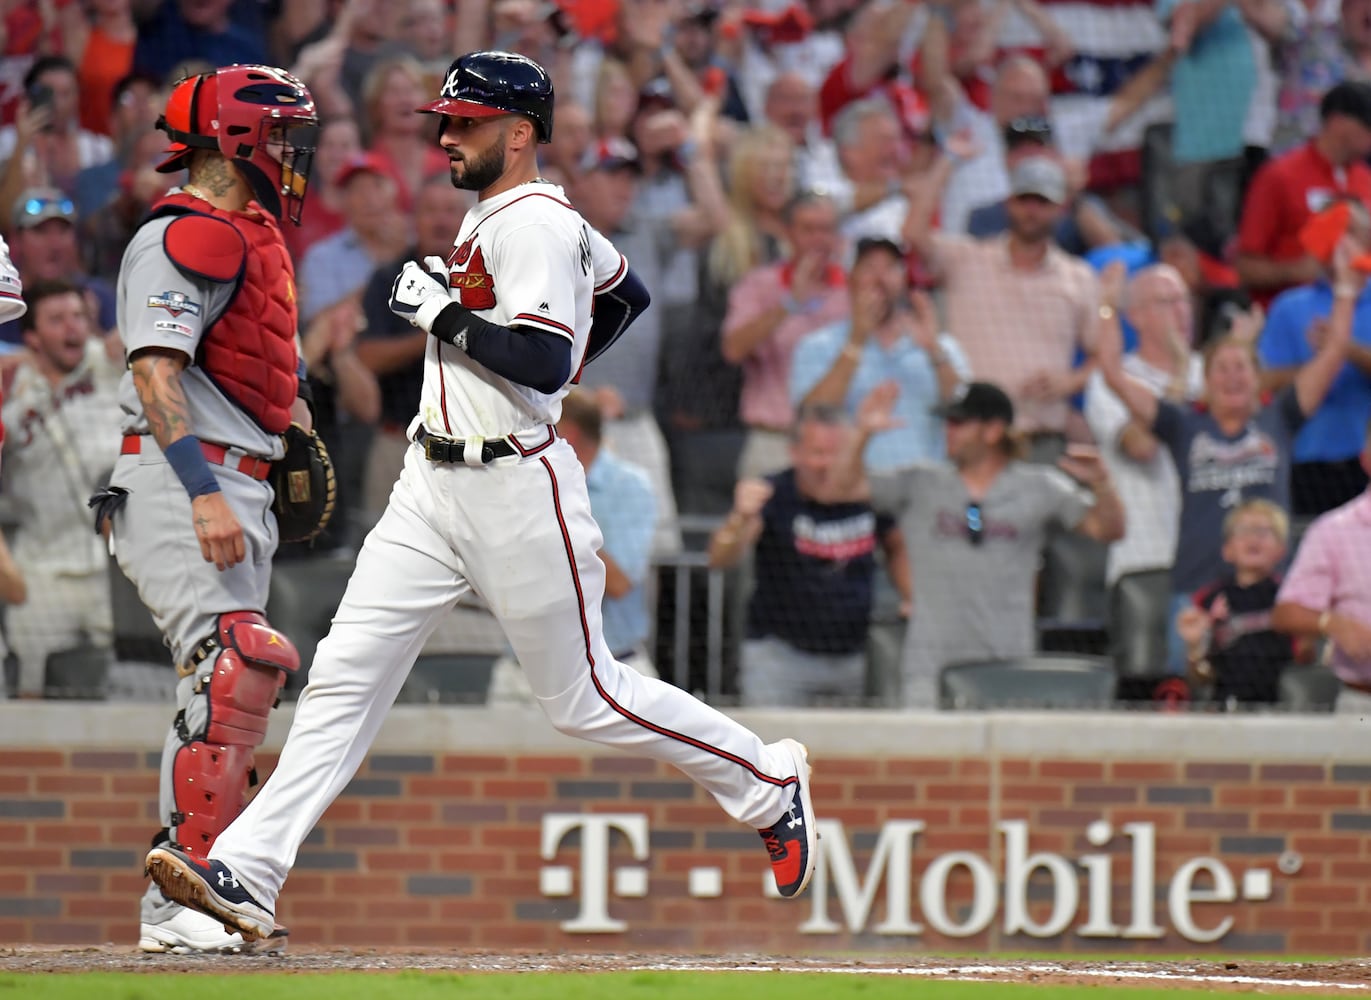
4,0,1371,713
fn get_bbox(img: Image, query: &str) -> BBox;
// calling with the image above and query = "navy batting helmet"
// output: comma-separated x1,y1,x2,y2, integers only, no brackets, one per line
419,51,554,143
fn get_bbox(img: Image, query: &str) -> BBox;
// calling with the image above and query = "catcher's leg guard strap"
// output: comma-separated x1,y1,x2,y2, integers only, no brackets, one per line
171,613,299,855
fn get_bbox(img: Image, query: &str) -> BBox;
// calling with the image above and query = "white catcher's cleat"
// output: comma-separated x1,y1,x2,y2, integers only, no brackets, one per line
145,846,277,943
138,905,258,954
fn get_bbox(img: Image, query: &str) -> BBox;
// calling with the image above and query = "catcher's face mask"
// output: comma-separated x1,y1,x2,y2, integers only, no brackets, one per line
156,65,320,225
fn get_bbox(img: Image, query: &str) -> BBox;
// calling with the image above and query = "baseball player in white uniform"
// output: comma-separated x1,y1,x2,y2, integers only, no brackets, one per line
146,51,818,939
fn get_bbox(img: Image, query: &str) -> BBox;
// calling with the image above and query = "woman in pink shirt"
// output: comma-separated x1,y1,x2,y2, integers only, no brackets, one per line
722,190,850,479
1273,430,1371,702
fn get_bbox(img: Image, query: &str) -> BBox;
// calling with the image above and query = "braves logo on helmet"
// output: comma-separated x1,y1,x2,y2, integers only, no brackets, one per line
418,50,555,143
440,66,464,100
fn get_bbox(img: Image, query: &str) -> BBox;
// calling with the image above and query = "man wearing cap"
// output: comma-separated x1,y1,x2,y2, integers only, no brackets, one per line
1237,81,1371,307
905,154,1102,460
965,116,1127,253
570,137,681,556
298,152,409,327
790,235,969,472
1,187,117,348
841,379,1125,707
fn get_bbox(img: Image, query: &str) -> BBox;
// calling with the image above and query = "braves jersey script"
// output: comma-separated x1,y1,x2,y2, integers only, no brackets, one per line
115,214,288,460
410,180,627,441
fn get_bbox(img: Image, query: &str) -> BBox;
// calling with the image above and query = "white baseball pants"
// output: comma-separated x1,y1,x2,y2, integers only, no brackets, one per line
212,437,801,906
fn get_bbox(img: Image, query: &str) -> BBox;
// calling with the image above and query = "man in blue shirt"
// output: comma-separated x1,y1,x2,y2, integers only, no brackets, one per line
1259,201,1371,515
789,237,970,472
557,391,660,667
298,153,406,326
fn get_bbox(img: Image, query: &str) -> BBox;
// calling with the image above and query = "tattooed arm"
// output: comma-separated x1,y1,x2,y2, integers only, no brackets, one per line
129,347,246,571
130,348,194,450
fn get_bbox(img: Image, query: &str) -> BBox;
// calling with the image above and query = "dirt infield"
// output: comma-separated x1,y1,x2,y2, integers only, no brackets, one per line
3,947,1371,991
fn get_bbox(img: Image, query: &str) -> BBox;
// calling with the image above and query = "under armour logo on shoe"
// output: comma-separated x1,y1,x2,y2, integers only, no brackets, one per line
786,810,803,830
217,871,239,889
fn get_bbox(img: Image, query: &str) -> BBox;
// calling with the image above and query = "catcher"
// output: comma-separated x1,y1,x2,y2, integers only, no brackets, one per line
93,64,333,954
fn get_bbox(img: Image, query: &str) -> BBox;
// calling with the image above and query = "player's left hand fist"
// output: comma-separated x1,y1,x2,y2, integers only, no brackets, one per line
389,259,451,332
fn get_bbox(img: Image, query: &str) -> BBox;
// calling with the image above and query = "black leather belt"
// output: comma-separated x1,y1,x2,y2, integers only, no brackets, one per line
415,427,517,464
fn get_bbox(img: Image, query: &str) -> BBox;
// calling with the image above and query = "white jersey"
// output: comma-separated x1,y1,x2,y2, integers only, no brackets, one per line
0,234,24,325
1,340,123,574
409,180,627,441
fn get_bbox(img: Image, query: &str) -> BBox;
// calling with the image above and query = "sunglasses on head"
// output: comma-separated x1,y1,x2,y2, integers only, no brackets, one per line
21,195,74,218
1004,116,1052,145
966,502,984,546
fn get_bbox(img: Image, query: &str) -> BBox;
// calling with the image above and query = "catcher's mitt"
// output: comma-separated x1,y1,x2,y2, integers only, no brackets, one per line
271,423,337,544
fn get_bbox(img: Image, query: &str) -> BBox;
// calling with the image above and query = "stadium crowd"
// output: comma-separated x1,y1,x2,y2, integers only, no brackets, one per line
3,0,1371,712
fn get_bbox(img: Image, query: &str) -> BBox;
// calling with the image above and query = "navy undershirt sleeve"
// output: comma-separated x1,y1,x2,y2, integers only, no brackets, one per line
585,268,651,365
430,304,572,394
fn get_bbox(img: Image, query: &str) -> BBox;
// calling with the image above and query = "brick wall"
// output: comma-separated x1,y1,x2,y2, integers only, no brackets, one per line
2,706,1369,954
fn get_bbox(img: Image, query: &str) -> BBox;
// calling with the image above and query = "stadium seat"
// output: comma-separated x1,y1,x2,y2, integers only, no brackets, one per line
43,641,114,700
939,654,1117,710
1277,664,1342,713
1038,531,1110,623
1037,531,1110,655
108,554,168,664
265,552,355,691
399,651,498,705
1109,569,1171,697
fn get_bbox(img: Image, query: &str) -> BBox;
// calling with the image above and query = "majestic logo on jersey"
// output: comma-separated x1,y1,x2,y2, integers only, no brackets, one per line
147,290,201,318
577,225,591,276
448,238,496,310
154,319,194,338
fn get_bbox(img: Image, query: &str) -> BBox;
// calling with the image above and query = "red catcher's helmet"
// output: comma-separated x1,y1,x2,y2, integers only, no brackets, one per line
156,64,320,225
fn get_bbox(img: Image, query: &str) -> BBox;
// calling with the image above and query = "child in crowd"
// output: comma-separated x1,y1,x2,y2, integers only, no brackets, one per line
1176,499,1305,707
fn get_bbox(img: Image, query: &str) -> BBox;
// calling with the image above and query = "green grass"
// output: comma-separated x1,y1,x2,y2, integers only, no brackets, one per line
0,973,1238,1000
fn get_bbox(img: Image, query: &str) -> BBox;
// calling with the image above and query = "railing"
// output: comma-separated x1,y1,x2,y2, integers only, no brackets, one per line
650,514,731,701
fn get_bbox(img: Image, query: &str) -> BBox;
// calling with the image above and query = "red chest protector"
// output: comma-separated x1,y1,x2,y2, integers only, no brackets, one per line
151,192,299,434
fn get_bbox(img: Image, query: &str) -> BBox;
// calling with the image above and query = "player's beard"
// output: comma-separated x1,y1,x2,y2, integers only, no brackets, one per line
451,141,507,192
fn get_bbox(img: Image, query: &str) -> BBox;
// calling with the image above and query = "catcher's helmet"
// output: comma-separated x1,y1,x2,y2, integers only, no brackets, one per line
419,51,554,143
156,64,320,225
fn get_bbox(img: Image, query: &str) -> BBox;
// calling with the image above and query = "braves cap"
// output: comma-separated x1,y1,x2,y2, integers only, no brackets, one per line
932,381,1015,425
